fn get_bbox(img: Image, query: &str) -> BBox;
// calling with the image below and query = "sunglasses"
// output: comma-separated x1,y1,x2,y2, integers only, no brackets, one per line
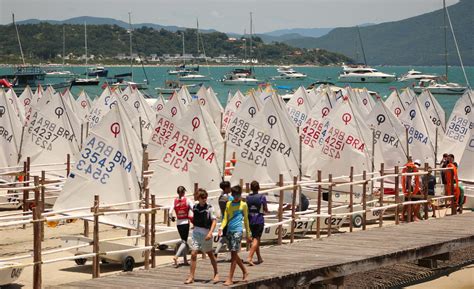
200,196,208,200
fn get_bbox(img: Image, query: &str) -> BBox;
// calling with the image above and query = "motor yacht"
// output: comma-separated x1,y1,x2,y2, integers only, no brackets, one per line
177,71,210,82
413,79,467,95
338,65,396,83
87,66,108,77
272,66,307,80
399,69,438,82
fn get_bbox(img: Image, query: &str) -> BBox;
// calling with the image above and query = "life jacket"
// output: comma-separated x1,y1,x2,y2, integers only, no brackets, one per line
401,162,420,195
193,204,213,229
246,193,263,218
174,197,190,220
218,193,230,218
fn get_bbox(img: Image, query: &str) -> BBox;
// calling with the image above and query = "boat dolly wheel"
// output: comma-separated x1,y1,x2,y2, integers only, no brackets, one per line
74,255,87,266
158,244,169,251
352,214,363,228
122,256,135,272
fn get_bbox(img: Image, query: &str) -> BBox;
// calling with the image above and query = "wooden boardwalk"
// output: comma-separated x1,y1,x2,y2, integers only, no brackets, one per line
51,213,474,289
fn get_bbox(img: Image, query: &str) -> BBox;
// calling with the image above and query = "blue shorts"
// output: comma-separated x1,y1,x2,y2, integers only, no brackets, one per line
227,231,243,252
191,230,212,253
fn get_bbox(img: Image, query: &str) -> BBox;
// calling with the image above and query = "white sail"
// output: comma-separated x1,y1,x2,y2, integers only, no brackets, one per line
367,98,407,169
418,90,446,133
196,86,224,130
0,90,23,167
148,89,189,159
20,91,81,166
19,86,35,125
176,86,193,106
286,86,312,127
74,90,92,122
439,91,473,161
458,133,474,182
222,90,244,132
88,86,115,128
399,87,415,107
5,89,25,124
305,88,319,108
229,94,300,184
53,101,142,228
149,100,224,206
61,89,77,114
399,97,435,165
305,98,373,179
385,89,405,119
33,85,44,104
151,95,166,114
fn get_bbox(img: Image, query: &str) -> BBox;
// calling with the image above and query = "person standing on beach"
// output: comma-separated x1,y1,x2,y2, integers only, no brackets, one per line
185,189,219,284
401,157,420,221
219,185,251,286
445,154,460,210
171,186,193,267
422,166,437,218
246,181,268,266
215,181,233,257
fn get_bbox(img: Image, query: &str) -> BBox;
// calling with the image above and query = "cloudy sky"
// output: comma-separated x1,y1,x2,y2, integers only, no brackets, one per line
0,0,459,33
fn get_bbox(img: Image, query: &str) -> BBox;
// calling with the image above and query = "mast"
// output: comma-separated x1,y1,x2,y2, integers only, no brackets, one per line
84,21,88,78
182,32,186,66
62,26,65,69
12,13,26,65
249,12,253,60
129,12,134,82
196,18,200,54
357,26,367,66
243,28,247,61
443,0,448,80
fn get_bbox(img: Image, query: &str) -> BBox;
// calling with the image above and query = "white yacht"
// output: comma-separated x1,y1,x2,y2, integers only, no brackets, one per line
221,73,260,86
338,65,396,83
177,71,210,82
272,66,307,80
399,69,438,82
413,79,467,95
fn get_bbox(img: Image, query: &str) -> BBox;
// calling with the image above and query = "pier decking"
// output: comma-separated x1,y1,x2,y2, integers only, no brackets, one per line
51,212,474,289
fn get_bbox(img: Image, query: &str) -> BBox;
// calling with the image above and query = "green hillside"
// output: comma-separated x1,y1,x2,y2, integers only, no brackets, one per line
0,23,352,65
284,0,473,65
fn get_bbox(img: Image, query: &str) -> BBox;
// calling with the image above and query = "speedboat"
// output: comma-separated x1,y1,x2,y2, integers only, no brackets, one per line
399,69,438,82
177,71,210,82
168,64,199,75
338,65,396,83
413,78,467,95
87,66,108,77
71,77,100,86
272,66,307,80
155,80,202,95
45,70,75,78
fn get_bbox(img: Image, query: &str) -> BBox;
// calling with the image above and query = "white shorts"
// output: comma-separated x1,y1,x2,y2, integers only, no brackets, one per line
191,229,212,253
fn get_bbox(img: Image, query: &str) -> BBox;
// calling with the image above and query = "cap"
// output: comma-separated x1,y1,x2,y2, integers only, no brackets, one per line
414,159,421,166
177,186,186,194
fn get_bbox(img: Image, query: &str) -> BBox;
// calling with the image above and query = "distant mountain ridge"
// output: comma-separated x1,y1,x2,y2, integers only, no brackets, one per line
16,16,218,33
283,0,473,65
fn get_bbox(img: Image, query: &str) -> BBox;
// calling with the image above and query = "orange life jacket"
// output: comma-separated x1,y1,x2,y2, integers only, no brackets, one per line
401,162,420,195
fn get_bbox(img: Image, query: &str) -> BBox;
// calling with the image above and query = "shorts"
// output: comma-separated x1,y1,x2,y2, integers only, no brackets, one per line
250,223,264,238
191,230,212,253
227,231,243,252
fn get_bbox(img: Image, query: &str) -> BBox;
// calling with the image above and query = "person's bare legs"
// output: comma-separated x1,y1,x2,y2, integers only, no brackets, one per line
413,205,421,221
247,238,258,266
224,252,238,286
255,238,263,264
235,253,248,281
185,251,198,284
206,251,219,283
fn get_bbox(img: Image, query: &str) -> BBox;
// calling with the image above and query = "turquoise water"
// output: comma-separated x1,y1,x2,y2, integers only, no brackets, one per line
1,65,472,115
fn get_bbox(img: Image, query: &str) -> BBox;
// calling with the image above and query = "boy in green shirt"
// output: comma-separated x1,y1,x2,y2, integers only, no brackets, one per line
219,185,251,286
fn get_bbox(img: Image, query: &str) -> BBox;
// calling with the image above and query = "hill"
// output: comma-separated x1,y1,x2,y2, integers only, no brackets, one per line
0,23,352,65
283,0,473,65
265,28,333,38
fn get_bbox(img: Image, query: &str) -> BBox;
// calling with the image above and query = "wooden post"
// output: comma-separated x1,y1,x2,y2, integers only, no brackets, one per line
277,174,284,245
405,128,410,158
151,195,156,268
92,195,100,278
66,154,71,176
33,176,42,241
144,178,150,270
394,166,400,225
40,171,45,241
316,170,322,239
239,178,244,190
194,183,199,201
423,163,429,220
290,176,297,243
408,172,413,223
379,163,384,228
362,171,367,231
22,160,29,229
349,166,354,233
327,174,333,237
245,182,251,251
83,220,89,237
222,140,227,179
32,207,42,289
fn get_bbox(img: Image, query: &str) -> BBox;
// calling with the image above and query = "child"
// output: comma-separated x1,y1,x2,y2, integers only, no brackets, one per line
171,186,193,267
246,181,268,265
215,181,232,257
185,189,219,284
219,185,251,286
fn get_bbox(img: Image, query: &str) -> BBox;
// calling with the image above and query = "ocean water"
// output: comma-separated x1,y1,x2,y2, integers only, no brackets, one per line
1,65,472,116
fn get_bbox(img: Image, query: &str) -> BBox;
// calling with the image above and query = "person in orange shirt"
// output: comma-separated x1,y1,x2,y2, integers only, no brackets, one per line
400,157,421,221
445,154,460,209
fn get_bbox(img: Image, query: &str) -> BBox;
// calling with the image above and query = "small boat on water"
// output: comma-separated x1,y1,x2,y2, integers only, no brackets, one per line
155,80,202,95
45,70,75,78
272,66,307,80
413,78,467,95
177,71,211,82
0,66,72,94
87,66,108,77
221,68,261,86
71,77,100,86
398,69,437,82
338,65,396,83
168,64,199,75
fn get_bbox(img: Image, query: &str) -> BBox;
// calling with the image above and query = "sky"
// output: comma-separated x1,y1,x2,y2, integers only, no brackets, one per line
0,0,460,33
